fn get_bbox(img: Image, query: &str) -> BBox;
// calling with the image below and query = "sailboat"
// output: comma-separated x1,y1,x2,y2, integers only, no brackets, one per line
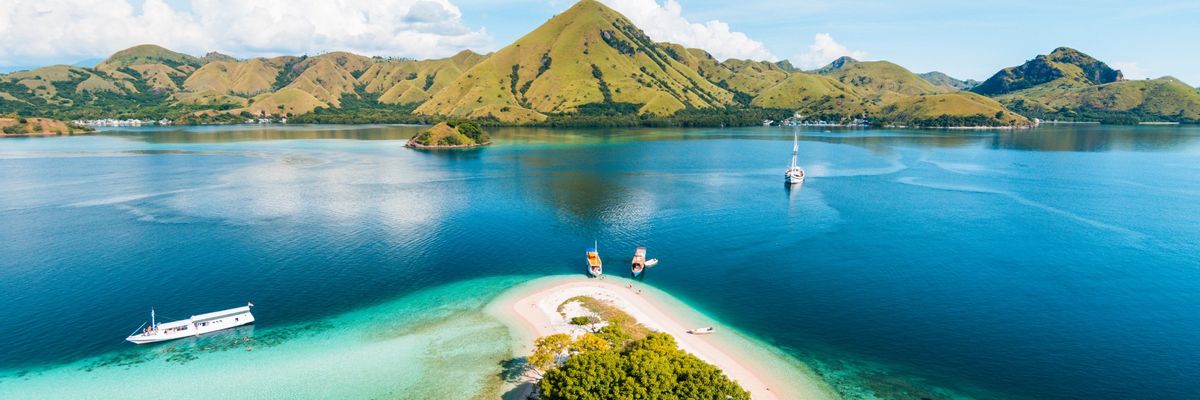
126,302,255,345
631,246,646,277
586,241,603,277
785,132,805,184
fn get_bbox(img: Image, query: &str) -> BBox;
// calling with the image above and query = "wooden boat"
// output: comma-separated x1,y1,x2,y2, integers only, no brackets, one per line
586,241,603,277
631,246,646,277
126,302,255,345
686,327,715,335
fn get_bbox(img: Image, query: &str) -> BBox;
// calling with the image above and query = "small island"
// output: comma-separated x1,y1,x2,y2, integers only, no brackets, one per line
487,276,837,400
405,120,491,149
1,116,94,137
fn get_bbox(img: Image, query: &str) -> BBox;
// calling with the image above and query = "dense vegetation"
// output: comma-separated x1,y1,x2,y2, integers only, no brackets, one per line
406,120,489,147
524,296,748,400
535,332,750,400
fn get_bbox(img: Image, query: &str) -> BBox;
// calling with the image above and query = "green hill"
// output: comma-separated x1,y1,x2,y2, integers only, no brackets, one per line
816,58,944,107
406,121,490,148
880,92,1029,126
976,47,1199,123
1001,77,1200,123
750,72,865,117
973,47,1122,96
1,116,92,135
5,3,1197,127
920,72,978,91
414,0,734,123
96,44,202,71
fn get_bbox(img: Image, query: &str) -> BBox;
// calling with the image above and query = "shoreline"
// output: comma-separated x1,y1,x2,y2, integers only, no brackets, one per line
484,275,838,400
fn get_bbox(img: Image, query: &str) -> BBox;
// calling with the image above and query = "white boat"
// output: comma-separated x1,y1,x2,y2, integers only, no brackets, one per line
785,133,805,184
686,327,715,335
631,246,646,277
126,302,255,345
644,258,659,267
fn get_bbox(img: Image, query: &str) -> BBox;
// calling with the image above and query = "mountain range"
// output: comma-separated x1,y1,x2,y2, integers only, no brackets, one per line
1,0,1196,126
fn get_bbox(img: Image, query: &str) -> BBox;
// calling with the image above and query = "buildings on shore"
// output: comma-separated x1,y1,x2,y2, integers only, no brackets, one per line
764,113,870,127
75,117,287,127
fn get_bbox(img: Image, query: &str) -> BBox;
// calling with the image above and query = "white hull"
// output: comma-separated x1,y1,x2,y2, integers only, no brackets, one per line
127,305,255,345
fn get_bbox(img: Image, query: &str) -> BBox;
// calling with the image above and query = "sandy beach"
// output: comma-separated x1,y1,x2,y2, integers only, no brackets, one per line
485,275,837,400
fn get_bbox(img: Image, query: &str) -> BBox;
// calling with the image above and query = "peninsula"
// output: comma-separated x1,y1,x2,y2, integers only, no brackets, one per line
0,116,93,137
485,276,837,400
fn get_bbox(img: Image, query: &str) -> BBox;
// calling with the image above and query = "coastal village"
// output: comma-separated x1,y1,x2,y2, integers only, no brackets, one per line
74,116,287,128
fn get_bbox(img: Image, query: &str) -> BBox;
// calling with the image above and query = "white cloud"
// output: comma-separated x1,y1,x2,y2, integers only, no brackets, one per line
792,33,867,70
600,0,776,62
1111,61,1148,80
0,0,492,68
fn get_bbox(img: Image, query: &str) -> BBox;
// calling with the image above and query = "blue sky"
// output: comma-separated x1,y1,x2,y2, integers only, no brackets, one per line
2,0,1198,84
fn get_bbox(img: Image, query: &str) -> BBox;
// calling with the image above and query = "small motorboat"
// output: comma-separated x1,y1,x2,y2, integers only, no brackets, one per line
686,327,715,335
631,246,646,277
644,258,658,267
586,241,603,277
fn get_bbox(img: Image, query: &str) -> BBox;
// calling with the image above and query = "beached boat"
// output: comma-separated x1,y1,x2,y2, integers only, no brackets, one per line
687,327,715,335
786,133,805,184
126,302,255,345
631,246,647,277
586,241,603,277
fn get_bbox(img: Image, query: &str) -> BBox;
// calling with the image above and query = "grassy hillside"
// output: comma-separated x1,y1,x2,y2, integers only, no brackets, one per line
1,116,92,135
1001,77,1200,123
95,44,202,70
817,59,944,108
920,72,978,91
414,0,734,123
5,2,1195,127
406,121,489,148
973,47,1122,96
750,72,865,117
880,92,1029,126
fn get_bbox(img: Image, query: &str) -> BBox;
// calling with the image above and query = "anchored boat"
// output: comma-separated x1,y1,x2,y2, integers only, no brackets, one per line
786,132,805,184
586,241,603,277
126,302,255,345
631,246,647,277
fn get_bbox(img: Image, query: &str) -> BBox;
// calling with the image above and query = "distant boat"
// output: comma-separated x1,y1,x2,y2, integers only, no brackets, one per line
631,246,647,277
785,132,805,184
587,241,603,277
126,303,255,345
645,258,658,267
686,327,715,335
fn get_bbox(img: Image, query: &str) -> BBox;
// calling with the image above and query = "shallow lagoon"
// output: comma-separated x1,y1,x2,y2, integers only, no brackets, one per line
1,125,1198,399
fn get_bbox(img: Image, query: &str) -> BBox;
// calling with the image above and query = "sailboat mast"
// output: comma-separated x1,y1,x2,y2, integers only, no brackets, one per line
791,133,799,169
151,307,156,328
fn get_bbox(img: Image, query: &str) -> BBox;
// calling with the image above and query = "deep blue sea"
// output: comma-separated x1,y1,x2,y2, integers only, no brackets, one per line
1,125,1198,399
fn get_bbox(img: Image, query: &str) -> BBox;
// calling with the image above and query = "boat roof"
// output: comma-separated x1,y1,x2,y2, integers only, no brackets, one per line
157,320,191,329
190,306,251,322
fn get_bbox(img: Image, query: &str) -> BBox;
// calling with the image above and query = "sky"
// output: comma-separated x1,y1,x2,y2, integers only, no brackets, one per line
1,0,1198,84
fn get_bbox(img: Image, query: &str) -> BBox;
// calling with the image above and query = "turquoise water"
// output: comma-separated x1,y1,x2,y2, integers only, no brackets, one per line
1,124,1198,399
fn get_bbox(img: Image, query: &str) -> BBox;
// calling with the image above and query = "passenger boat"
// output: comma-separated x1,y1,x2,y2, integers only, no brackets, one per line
586,241,603,277
686,327,715,335
126,302,255,345
631,246,647,277
786,133,805,184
